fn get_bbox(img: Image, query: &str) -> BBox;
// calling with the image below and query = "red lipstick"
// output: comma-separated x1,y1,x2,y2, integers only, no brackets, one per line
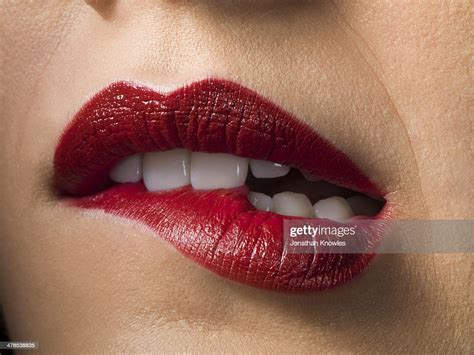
54,79,385,292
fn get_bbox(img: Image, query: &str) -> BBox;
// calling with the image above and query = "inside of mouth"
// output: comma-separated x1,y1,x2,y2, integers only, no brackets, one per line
106,149,385,222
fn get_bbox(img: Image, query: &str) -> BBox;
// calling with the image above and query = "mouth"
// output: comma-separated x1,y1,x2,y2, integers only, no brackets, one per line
53,79,387,292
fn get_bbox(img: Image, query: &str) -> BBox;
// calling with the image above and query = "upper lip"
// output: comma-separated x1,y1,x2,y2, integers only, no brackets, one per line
54,78,386,292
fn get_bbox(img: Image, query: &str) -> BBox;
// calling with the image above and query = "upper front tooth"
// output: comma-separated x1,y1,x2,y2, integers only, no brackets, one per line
248,191,273,211
143,149,191,191
191,152,248,190
250,159,290,178
109,154,143,183
273,191,314,217
313,197,354,222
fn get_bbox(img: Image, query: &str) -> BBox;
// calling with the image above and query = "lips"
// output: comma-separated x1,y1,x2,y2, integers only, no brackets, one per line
54,79,386,292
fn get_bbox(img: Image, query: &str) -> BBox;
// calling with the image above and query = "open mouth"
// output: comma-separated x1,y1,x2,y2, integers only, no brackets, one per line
54,79,387,292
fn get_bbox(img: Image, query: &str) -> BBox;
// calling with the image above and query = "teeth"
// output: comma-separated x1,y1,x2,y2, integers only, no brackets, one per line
191,152,248,190
273,192,314,218
250,159,290,178
109,154,143,183
313,197,354,222
347,196,381,216
143,149,191,191
301,170,321,182
111,152,372,221
248,191,273,211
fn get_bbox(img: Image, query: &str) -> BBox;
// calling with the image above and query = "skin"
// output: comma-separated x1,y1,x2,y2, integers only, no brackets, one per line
0,0,472,353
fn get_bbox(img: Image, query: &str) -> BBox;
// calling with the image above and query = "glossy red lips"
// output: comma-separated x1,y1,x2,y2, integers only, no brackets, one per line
54,79,384,292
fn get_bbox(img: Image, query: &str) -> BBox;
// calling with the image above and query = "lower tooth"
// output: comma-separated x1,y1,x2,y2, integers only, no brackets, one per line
109,154,143,183
248,191,273,211
273,192,314,218
313,197,354,222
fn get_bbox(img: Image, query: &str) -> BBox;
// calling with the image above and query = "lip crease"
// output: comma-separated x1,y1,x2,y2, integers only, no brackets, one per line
54,79,387,292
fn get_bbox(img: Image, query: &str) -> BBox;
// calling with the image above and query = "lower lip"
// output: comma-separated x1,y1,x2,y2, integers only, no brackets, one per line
71,182,384,292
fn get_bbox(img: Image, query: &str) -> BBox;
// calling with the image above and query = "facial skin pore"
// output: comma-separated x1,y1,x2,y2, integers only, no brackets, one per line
0,1,471,353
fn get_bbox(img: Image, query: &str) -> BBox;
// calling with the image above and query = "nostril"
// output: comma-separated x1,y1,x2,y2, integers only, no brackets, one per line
84,0,117,19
